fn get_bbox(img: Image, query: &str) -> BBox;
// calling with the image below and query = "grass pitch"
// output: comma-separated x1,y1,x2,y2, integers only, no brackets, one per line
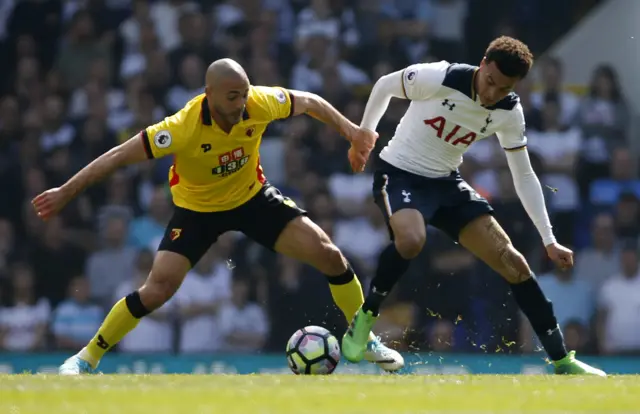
0,374,637,414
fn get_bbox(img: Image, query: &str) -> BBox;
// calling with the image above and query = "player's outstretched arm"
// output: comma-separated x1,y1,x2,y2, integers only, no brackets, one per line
288,90,361,143
503,147,574,269
32,134,149,220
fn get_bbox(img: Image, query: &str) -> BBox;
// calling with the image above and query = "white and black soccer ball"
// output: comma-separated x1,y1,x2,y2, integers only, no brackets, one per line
286,326,341,375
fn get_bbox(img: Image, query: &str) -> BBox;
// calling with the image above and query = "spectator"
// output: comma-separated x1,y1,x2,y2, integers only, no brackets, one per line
576,65,629,198
175,236,234,353
596,241,640,355
30,216,86,306
0,263,50,351
165,54,205,112
589,147,640,207
614,192,640,240
218,276,269,352
128,186,172,251
86,214,137,306
51,276,103,351
530,57,579,127
574,213,620,291
56,11,111,90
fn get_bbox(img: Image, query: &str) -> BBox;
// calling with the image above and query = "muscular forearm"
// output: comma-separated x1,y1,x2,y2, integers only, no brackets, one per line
290,90,357,139
63,134,148,197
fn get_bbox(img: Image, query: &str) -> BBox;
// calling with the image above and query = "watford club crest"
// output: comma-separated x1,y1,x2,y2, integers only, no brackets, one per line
170,228,182,241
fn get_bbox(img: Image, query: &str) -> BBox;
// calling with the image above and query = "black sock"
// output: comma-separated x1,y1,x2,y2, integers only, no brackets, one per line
510,276,568,361
362,243,411,316
125,291,151,318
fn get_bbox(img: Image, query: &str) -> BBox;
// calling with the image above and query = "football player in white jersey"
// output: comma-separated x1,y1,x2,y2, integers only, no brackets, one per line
342,36,605,376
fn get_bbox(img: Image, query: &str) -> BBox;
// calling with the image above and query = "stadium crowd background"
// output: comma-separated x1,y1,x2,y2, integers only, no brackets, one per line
1,0,639,358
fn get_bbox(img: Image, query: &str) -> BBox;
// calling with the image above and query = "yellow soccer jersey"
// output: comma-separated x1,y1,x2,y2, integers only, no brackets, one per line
141,85,294,212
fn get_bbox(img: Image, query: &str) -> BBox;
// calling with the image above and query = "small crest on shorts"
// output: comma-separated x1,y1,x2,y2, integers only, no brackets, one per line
170,228,182,241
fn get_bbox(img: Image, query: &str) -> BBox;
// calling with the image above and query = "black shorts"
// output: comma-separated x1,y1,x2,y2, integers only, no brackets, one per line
372,160,493,241
158,184,306,266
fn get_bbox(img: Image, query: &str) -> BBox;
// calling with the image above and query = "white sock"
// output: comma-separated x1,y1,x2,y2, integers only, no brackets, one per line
77,347,100,369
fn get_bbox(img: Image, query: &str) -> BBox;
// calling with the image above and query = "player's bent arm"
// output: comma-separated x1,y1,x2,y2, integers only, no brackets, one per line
360,61,447,132
61,134,150,198
360,70,406,132
288,89,358,141
503,147,557,246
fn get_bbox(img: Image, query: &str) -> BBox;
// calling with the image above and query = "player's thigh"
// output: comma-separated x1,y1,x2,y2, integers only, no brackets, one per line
372,170,431,258
458,214,532,283
238,185,346,275
274,215,348,275
143,207,224,307
430,177,494,242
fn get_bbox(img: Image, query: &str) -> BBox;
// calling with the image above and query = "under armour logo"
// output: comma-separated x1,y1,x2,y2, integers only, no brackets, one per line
402,190,411,203
442,99,455,111
372,286,388,296
480,114,493,134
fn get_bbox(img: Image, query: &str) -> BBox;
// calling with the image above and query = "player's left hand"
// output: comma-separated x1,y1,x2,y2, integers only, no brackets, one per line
348,145,370,173
545,243,574,270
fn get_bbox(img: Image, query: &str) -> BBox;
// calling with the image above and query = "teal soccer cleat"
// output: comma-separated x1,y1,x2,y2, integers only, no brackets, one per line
59,355,96,375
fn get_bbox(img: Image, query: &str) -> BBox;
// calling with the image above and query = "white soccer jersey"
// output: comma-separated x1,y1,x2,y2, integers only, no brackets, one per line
379,60,527,178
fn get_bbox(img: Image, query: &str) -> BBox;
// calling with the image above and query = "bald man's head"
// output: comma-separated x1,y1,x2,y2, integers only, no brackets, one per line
204,58,250,127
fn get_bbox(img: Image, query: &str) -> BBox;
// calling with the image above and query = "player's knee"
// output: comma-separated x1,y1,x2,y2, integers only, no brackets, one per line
138,275,181,311
318,242,348,275
497,245,532,284
394,230,425,259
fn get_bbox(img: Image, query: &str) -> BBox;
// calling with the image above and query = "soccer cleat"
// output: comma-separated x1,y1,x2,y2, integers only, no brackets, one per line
342,307,378,363
553,351,607,377
364,336,405,372
59,355,96,375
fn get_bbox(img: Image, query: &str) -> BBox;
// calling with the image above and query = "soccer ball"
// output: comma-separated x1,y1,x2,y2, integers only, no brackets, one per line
286,326,341,375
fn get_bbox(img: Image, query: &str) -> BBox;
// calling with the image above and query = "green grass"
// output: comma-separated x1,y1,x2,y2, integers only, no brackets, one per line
0,374,638,413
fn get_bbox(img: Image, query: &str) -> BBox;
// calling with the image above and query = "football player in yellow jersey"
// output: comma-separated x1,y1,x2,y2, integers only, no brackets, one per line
33,58,404,374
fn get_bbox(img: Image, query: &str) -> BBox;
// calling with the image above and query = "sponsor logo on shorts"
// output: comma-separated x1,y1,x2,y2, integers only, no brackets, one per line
170,228,182,241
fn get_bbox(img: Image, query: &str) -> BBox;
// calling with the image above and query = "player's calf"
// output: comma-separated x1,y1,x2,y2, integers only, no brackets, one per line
363,209,424,316
459,215,568,362
69,252,190,373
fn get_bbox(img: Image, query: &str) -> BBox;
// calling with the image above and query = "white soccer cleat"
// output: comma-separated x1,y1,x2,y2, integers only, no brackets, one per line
59,355,95,375
364,336,405,372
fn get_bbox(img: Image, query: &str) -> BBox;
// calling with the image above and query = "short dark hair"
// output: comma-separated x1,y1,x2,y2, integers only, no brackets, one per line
485,36,534,79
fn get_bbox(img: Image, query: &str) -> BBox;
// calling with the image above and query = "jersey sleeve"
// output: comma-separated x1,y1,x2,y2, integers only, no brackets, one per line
400,61,448,101
495,103,528,151
141,107,193,159
252,86,294,121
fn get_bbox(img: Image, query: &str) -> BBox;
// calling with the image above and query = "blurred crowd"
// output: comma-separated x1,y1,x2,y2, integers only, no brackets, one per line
2,0,639,358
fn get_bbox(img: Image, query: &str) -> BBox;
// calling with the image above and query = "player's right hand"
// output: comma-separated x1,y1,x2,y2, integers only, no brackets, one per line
350,128,378,152
32,187,72,221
